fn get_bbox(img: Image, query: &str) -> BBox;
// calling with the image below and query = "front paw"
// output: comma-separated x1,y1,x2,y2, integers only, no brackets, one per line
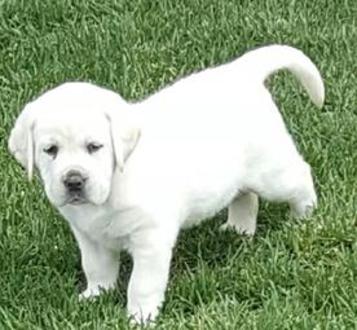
127,303,159,326
78,287,102,301
79,282,116,301
220,222,256,236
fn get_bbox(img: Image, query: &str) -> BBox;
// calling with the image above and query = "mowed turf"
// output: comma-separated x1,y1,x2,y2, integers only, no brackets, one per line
0,0,356,329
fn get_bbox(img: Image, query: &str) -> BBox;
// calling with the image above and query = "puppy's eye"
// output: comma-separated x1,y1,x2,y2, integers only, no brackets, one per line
43,145,58,158
87,142,103,154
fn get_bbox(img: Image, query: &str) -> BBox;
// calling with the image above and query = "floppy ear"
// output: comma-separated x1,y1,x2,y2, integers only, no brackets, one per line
105,109,141,172
8,103,36,180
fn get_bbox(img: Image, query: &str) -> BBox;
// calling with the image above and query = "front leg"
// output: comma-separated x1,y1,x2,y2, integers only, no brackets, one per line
127,229,177,324
71,227,120,299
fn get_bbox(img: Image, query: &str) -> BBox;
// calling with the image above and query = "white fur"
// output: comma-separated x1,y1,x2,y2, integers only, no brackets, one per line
8,45,324,324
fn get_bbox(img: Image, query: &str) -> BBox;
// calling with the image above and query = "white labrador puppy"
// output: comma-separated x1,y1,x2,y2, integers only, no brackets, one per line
9,45,324,324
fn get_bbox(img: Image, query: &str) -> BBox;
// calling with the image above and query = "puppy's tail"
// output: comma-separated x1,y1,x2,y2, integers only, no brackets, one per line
239,45,324,108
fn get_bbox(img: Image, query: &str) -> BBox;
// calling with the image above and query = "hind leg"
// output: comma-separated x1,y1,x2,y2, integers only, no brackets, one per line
254,160,317,219
285,163,317,218
288,176,317,218
221,192,259,236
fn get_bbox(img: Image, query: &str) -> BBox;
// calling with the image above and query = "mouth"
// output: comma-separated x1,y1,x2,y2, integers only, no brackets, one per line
64,193,88,206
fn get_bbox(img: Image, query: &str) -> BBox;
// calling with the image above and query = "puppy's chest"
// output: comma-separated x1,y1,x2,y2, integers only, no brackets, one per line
60,205,134,251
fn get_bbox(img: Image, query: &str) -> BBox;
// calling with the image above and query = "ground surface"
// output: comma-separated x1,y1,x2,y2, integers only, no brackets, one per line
0,0,356,329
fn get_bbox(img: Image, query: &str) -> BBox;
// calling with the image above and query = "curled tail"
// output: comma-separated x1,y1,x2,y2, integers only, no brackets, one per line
239,45,325,108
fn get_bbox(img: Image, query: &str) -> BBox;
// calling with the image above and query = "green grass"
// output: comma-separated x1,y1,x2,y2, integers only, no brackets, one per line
1,0,356,329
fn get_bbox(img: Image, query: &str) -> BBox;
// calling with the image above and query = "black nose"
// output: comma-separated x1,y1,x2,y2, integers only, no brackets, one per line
63,171,86,192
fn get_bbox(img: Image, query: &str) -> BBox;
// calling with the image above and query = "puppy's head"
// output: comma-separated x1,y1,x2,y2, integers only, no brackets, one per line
9,82,140,207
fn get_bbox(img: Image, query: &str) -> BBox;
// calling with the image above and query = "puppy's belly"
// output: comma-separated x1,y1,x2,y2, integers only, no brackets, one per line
182,184,240,228
128,137,246,229
178,165,243,228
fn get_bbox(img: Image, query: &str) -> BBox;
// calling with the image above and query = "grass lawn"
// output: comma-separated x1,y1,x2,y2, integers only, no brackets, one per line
1,0,356,329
